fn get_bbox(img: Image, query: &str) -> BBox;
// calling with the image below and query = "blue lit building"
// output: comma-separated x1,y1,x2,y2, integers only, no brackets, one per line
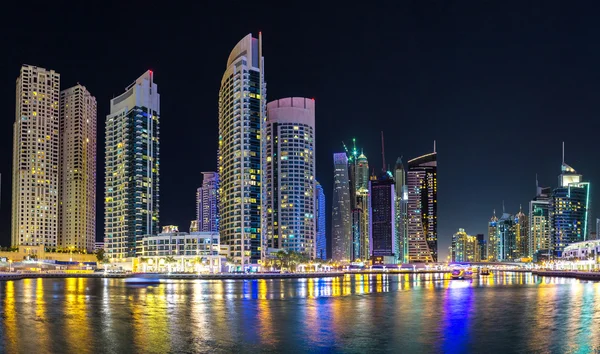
497,213,516,261
316,182,326,260
551,160,590,257
369,172,396,262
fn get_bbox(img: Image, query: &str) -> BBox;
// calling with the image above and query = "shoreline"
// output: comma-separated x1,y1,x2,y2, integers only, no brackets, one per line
532,270,600,281
0,269,533,282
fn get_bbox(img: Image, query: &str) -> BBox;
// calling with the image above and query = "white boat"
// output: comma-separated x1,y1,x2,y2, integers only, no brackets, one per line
124,273,162,285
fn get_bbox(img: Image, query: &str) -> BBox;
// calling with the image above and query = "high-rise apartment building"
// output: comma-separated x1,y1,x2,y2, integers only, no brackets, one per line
487,211,498,261
265,97,316,257
105,70,160,259
406,150,437,262
354,152,370,261
529,184,551,257
451,228,480,262
369,173,396,262
394,157,408,263
332,152,352,262
218,33,265,266
315,181,326,260
189,220,198,232
197,172,219,232
59,85,97,252
475,233,486,261
497,213,516,261
514,206,529,259
12,65,60,247
550,149,590,257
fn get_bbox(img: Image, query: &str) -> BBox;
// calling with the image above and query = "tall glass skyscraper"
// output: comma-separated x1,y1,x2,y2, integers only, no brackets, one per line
59,84,97,252
332,152,352,262
105,70,160,259
369,173,396,261
497,213,516,261
529,184,551,257
354,152,370,261
265,97,316,258
218,33,265,266
197,172,219,232
406,150,437,262
316,181,326,260
487,210,498,261
551,158,590,257
12,65,60,247
394,157,408,263
514,207,528,259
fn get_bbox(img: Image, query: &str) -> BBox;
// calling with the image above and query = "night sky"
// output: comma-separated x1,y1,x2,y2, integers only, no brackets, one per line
1,2,600,260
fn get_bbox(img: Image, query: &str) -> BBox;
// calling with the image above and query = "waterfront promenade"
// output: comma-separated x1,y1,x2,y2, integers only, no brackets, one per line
532,270,600,281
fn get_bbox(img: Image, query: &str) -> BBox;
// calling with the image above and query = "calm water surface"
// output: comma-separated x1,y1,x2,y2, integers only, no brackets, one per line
0,272,598,353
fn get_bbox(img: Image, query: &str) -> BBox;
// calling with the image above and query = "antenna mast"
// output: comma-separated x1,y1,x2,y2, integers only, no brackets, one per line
381,131,386,173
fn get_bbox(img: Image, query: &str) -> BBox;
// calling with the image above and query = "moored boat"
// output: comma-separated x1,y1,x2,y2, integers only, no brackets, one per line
480,267,491,276
124,273,162,285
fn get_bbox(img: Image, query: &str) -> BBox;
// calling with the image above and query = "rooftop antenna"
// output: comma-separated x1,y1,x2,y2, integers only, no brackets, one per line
502,200,505,214
562,141,565,164
434,140,436,153
381,131,386,173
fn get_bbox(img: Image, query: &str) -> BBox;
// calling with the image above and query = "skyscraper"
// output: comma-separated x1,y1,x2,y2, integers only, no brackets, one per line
394,157,408,263
12,65,60,248
406,150,437,262
451,228,480,262
332,152,352,262
59,84,97,252
316,181,326,260
355,152,370,261
497,213,516,261
529,183,551,257
514,206,529,259
105,70,160,259
487,210,498,261
197,172,219,232
369,173,396,263
218,33,265,266
551,154,590,257
475,233,486,260
265,97,316,257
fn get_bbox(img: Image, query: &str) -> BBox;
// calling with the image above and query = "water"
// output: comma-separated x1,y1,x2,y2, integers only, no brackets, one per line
0,272,598,353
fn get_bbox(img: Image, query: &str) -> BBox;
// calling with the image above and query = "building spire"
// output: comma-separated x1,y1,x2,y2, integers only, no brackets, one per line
381,131,386,173
502,200,505,214
433,140,436,153
562,141,565,164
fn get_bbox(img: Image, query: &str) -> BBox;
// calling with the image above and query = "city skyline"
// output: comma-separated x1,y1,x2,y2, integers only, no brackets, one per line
4,3,600,261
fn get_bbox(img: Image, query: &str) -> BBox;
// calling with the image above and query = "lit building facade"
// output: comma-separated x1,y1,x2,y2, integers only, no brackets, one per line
529,185,551,257
475,233,486,260
189,220,198,232
105,70,160,259
59,84,97,252
406,151,437,262
332,152,352,262
515,207,529,259
497,213,516,261
487,211,498,261
394,157,408,263
218,33,265,266
265,97,316,258
551,161,590,257
354,153,370,261
197,172,219,232
12,65,60,247
451,228,480,262
369,173,396,260
315,181,326,260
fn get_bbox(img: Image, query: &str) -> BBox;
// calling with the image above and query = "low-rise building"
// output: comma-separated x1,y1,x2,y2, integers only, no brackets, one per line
137,231,223,273
562,240,600,261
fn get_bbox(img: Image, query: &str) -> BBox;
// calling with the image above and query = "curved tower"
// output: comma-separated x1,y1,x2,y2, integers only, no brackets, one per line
218,33,266,267
265,97,316,258
407,150,437,262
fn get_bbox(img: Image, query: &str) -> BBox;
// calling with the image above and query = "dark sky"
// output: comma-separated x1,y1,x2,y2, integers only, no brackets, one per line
1,2,600,260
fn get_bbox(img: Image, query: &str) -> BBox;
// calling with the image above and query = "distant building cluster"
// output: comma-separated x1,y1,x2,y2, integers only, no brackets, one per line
451,145,592,263
330,138,438,265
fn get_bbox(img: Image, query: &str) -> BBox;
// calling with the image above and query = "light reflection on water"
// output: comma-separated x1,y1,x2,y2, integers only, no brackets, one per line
1,272,600,353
